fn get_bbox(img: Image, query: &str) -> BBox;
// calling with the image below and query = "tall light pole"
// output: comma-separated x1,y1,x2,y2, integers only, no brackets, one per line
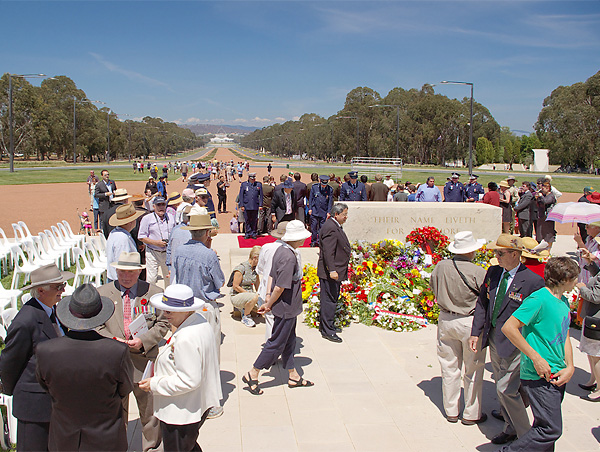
370,104,402,161
7,73,47,172
336,116,359,156
440,80,474,175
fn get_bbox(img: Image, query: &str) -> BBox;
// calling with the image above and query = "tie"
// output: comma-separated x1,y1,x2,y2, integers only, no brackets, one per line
50,307,62,337
491,272,511,327
123,289,132,339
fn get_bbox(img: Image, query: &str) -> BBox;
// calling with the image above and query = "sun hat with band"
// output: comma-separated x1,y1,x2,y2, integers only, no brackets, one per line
447,231,486,254
168,192,182,205
112,188,131,203
487,234,525,251
56,284,114,331
150,284,205,312
110,251,145,270
22,263,74,291
520,237,550,260
281,220,311,242
270,221,289,239
586,192,600,204
182,213,215,231
109,204,145,227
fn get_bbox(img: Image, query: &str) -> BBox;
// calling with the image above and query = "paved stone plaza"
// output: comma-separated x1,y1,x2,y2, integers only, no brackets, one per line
125,234,600,451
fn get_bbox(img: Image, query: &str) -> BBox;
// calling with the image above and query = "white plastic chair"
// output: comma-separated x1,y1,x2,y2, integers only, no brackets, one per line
0,393,17,446
72,248,104,287
10,245,43,290
11,223,34,249
0,307,18,330
51,225,78,264
95,233,107,255
23,239,55,268
61,220,86,248
44,229,72,267
0,228,13,275
0,283,22,311
36,232,67,270
18,221,37,245
88,240,107,266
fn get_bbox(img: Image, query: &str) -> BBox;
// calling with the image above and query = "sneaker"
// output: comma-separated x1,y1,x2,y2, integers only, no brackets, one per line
207,406,224,419
242,315,256,328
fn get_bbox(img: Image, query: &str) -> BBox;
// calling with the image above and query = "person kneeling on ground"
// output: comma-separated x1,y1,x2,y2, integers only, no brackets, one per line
231,246,261,327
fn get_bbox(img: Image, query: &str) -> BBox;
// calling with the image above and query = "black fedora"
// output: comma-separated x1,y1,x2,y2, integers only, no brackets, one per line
56,284,114,331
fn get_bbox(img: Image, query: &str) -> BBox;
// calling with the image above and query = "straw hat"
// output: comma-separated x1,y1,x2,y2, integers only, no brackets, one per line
447,231,486,254
129,193,146,203
487,234,525,251
110,251,145,270
498,180,510,189
520,237,550,260
168,192,182,206
270,221,289,239
22,264,74,291
109,204,145,226
182,214,215,231
56,284,114,331
281,220,311,242
112,188,131,203
150,284,205,312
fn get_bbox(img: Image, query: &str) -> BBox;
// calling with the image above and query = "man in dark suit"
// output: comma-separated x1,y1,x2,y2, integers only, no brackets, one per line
469,234,544,446
515,182,535,238
368,174,389,201
238,172,263,239
96,251,169,452
271,178,297,227
0,264,73,452
95,169,118,232
292,172,307,223
36,284,134,452
258,175,274,234
317,203,351,343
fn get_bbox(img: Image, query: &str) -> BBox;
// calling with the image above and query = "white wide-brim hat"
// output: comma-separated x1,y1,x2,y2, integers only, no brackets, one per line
281,220,311,242
150,284,205,312
448,231,486,254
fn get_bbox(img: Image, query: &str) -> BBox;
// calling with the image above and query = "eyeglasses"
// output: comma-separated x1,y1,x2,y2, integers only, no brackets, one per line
493,250,514,257
49,282,67,290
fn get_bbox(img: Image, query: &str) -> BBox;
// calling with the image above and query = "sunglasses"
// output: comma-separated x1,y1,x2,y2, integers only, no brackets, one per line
493,250,515,257
49,282,67,290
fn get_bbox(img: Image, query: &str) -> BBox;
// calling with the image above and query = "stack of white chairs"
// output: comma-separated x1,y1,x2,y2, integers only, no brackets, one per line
51,225,79,264
37,232,68,270
61,220,86,249
44,229,73,268
10,245,44,291
72,248,104,287
0,228,13,276
11,222,34,250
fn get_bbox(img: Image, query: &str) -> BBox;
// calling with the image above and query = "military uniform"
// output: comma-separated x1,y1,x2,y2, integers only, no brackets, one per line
443,175,466,202
239,177,263,239
187,173,216,220
339,172,367,201
465,180,485,202
309,177,334,247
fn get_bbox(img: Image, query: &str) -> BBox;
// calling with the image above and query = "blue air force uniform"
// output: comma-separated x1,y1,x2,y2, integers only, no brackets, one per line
465,181,485,202
339,172,367,201
309,177,334,246
443,173,466,202
239,175,263,239
187,173,217,220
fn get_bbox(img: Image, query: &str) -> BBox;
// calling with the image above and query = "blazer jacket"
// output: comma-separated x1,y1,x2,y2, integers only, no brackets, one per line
151,313,221,425
96,280,169,380
36,331,133,452
317,218,351,281
471,263,544,358
0,299,57,422
95,179,118,213
514,191,534,221
369,182,390,201
271,188,297,223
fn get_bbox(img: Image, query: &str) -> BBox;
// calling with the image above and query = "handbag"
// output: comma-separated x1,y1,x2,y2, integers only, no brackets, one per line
583,315,600,341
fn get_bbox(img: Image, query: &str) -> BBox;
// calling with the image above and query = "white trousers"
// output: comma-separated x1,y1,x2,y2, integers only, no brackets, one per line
437,310,485,419
146,248,169,286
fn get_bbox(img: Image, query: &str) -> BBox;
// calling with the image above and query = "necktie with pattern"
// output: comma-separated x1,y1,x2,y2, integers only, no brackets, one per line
123,288,132,339
50,306,62,337
491,271,511,327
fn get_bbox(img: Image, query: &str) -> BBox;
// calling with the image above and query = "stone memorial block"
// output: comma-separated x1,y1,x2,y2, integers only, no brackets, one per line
342,202,502,243
532,149,550,172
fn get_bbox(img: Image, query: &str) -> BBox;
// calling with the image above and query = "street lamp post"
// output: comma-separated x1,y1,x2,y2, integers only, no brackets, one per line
7,73,47,172
370,104,402,161
336,116,359,156
440,80,474,175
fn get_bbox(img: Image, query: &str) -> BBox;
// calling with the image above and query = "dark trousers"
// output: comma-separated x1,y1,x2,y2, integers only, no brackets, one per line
217,194,227,212
310,216,326,246
160,409,209,452
258,207,272,234
254,316,297,370
502,379,565,451
319,278,341,336
93,208,100,229
518,217,532,237
275,213,295,229
243,209,258,238
295,206,305,223
17,420,49,452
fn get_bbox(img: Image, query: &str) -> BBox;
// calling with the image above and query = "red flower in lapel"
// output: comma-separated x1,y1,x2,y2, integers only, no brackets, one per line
140,298,148,305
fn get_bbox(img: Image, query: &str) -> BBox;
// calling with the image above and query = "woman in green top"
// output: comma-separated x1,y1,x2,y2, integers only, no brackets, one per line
501,257,579,451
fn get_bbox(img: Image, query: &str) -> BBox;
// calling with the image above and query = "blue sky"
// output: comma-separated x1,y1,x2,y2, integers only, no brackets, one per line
3,1,599,133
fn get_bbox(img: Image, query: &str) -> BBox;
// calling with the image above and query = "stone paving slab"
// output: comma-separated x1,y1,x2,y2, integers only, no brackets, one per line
126,234,600,451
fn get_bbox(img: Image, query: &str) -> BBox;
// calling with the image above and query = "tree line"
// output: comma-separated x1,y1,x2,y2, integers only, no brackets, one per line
0,74,204,162
242,72,600,170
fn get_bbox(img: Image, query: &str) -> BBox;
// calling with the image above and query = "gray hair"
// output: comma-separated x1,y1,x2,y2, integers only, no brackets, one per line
182,195,194,203
330,203,348,216
30,284,51,299
190,229,209,241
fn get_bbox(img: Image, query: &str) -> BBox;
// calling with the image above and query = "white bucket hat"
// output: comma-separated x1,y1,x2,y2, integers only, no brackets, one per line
281,220,311,242
149,284,205,312
447,231,486,254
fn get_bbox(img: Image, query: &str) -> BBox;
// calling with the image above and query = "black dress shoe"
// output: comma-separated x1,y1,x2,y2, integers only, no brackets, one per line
461,413,487,426
579,383,597,391
491,432,517,445
335,327,342,333
491,409,504,421
322,333,342,343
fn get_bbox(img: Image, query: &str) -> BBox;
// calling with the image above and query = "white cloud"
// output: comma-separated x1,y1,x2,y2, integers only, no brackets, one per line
90,53,173,90
274,117,286,122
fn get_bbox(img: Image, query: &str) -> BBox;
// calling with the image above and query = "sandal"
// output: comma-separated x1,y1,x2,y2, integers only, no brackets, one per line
242,372,263,395
288,377,314,388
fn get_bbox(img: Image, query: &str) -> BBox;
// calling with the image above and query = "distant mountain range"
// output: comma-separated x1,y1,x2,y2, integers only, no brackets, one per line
180,124,258,135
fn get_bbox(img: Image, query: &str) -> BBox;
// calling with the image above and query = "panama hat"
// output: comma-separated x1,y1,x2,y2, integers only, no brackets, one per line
488,234,525,251
498,180,510,189
168,192,182,205
112,188,131,203
129,193,146,203
182,213,214,231
150,284,205,312
281,220,311,242
56,284,114,331
520,237,550,260
110,251,145,270
109,204,145,227
22,264,74,291
448,231,486,254
270,221,289,239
